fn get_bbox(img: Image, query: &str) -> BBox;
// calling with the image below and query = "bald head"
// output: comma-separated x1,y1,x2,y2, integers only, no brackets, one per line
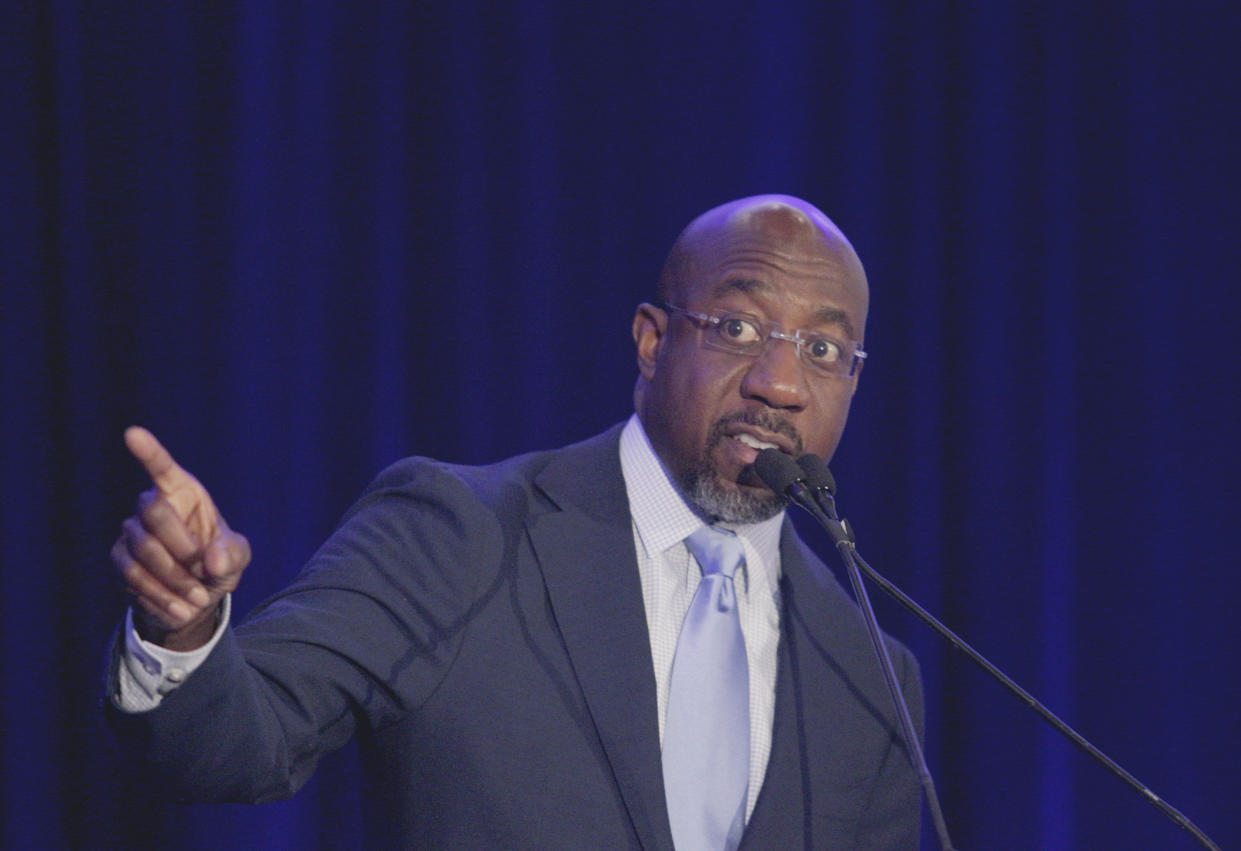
632,194,870,522
656,195,868,326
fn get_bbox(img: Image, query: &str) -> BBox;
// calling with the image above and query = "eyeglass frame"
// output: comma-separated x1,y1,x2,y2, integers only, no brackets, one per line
658,301,867,379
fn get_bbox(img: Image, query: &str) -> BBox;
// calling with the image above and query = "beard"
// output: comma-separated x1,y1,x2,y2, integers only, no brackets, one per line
681,410,804,524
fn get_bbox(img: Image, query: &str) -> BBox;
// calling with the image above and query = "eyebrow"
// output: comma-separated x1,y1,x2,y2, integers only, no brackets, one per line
810,306,856,339
711,278,858,339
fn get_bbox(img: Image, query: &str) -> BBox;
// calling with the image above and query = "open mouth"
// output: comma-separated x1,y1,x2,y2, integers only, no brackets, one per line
724,421,798,457
709,414,803,485
734,433,781,453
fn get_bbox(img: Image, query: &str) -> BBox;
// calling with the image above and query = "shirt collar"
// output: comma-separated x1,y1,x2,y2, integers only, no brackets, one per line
619,414,784,585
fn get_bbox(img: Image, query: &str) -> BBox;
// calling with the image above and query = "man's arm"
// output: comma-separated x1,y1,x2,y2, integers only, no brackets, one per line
105,442,493,804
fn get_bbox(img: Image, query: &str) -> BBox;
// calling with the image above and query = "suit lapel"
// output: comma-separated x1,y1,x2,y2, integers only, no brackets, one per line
740,523,817,848
525,428,674,851
742,522,875,849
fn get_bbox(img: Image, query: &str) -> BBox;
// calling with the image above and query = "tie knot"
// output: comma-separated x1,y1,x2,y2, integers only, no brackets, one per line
685,526,746,580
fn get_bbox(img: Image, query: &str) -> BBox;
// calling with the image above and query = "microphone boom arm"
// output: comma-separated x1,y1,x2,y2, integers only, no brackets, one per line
775,450,1222,851
753,449,958,851
797,487,958,850
845,541,1221,851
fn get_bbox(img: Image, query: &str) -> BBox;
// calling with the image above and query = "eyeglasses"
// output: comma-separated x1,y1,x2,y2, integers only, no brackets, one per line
660,302,867,379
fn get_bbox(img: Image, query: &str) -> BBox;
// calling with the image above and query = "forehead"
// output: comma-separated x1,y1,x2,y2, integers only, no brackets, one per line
677,204,869,334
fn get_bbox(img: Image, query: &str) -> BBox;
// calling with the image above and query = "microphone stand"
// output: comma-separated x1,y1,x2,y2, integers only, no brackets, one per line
780,451,1222,851
755,451,957,851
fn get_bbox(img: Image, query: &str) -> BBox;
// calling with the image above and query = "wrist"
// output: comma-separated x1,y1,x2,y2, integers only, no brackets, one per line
134,603,222,651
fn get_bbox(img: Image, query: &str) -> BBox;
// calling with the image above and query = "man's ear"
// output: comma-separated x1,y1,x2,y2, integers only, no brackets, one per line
632,302,666,381
849,357,863,396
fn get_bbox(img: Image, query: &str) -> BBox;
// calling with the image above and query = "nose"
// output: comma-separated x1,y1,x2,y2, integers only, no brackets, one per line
739,337,811,411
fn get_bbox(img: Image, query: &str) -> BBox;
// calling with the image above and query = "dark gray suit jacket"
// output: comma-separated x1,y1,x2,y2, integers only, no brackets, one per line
109,425,923,849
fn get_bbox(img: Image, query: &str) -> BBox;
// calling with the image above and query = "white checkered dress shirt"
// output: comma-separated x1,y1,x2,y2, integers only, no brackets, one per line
619,415,784,822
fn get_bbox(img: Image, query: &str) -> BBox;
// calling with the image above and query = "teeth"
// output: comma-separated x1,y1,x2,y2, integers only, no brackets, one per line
736,433,779,451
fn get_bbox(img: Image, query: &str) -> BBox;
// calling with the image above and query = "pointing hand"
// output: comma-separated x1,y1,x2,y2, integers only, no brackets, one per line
111,427,250,650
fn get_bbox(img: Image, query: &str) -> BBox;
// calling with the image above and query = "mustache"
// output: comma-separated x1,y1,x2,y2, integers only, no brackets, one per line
708,410,804,457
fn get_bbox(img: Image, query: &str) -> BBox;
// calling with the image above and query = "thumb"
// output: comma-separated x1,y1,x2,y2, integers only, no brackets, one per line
203,524,252,586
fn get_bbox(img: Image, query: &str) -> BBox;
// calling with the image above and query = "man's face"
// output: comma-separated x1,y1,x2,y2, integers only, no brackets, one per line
634,201,868,523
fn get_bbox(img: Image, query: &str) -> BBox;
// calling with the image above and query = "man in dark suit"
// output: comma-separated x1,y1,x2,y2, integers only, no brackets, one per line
109,194,923,848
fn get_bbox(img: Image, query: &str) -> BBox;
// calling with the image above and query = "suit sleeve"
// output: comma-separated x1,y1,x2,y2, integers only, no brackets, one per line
105,458,502,803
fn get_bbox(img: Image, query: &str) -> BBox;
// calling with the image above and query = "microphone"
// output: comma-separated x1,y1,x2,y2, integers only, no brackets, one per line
757,449,1222,851
795,453,843,530
794,451,836,499
753,451,851,545
752,449,809,503
753,449,957,851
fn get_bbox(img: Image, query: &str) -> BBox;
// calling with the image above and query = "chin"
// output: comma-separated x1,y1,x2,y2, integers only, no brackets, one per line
684,469,786,524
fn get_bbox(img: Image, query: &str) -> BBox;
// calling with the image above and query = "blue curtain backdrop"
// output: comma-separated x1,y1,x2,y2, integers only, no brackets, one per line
3,1,1238,848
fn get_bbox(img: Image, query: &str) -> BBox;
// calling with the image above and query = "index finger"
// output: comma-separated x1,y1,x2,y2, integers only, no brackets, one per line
124,426,193,494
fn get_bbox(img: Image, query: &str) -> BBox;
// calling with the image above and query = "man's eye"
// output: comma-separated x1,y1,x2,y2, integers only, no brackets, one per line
805,337,841,362
720,318,760,344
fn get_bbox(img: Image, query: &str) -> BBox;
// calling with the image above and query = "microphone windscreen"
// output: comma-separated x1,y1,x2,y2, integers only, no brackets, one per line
796,454,836,495
753,449,803,495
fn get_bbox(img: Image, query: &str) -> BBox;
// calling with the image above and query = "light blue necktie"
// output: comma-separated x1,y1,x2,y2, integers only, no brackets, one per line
663,526,750,851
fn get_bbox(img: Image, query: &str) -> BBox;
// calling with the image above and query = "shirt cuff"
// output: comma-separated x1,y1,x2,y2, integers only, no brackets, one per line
114,596,231,713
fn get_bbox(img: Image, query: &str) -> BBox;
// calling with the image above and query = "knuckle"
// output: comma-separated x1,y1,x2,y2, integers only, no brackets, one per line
139,494,170,527
227,534,250,568
130,532,164,567
136,488,160,513
119,560,146,587
121,515,143,539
